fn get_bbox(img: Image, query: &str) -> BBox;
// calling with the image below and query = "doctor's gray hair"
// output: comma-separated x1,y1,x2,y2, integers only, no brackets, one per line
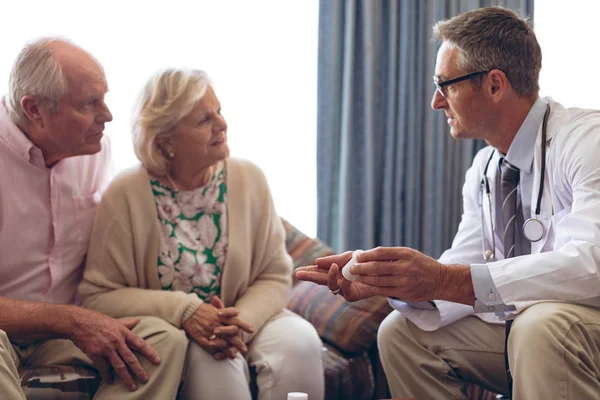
6,37,70,125
432,6,541,99
132,68,212,176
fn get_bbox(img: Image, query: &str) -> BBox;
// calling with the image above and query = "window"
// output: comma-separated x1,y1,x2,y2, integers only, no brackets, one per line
0,0,319,237
536,0,600,109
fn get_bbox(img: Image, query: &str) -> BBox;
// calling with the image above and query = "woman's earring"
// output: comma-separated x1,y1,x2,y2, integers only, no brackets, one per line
157,144,174,159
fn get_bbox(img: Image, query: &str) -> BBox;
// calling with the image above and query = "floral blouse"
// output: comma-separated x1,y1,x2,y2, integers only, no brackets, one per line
150,161,228,303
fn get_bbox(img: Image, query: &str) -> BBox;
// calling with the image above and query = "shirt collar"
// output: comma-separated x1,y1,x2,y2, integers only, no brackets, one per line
504,97,547,174
0,97,45,166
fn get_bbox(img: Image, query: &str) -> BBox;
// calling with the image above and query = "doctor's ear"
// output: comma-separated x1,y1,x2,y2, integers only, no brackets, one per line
487,69,507,100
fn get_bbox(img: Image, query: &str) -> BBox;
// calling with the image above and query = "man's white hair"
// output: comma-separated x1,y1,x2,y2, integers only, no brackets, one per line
6,37,71,125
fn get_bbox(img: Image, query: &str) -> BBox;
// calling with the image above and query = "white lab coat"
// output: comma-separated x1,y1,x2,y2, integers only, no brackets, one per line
393,99,600,331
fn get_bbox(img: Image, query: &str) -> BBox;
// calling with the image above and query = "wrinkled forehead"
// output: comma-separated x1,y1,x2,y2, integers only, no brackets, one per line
51,42,106,82
63,59,108,99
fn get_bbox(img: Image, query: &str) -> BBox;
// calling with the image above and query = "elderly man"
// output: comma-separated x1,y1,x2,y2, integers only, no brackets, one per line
0,38,187,399
297,7,600,400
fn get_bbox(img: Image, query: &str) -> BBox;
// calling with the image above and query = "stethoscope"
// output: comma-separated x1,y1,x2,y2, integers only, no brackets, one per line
480,105,550,261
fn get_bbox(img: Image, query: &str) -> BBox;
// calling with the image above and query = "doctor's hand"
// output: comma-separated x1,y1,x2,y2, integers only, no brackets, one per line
348,247,475,304
293,251,349,283
295,251,381,302
296,247,475,304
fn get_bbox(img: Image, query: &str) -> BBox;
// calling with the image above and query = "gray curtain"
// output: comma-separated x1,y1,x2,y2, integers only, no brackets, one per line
317,0,534,256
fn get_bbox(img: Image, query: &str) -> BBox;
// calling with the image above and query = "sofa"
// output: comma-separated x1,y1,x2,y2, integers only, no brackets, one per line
19,217,498,399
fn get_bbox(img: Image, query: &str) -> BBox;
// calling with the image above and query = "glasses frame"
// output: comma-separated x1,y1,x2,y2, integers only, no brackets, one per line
433,70,490,98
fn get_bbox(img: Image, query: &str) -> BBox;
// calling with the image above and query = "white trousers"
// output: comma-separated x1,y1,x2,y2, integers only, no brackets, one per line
180,310,325,400
378,302,600,400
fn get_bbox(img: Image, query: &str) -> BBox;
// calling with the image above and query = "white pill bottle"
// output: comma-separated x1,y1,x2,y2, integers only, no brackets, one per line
287,392,308,400
341,249,364,281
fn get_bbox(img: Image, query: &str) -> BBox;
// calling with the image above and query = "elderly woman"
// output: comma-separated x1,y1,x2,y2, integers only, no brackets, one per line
78,68,324,400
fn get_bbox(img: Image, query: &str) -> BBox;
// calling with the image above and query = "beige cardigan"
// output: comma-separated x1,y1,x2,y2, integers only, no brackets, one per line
78,158,292,342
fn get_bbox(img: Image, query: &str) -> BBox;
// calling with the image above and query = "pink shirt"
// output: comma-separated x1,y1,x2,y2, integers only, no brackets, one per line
0,99,111,304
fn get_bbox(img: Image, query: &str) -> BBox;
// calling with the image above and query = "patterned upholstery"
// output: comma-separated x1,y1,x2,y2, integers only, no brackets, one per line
283,219,393,356
322,344,375,400
289,281,392,355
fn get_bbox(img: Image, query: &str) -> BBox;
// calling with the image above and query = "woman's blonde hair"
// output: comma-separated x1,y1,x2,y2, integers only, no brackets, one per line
132,68,211,176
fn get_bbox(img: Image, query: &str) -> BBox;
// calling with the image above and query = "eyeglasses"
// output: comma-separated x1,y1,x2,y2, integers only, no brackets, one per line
433,70,490,98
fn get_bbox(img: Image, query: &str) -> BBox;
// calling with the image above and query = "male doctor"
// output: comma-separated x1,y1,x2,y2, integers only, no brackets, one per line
296,6,600,400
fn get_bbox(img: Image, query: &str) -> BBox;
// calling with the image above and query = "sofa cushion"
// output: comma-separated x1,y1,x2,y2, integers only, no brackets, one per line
282,218,393,355
288,281,392,355
282,219,336,285
322,343,374,400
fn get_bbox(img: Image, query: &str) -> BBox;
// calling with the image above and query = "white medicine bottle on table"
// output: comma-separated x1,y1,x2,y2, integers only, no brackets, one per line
287,392,308,400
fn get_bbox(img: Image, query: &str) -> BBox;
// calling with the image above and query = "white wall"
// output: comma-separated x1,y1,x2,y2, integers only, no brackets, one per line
0,0,319,237
536,0,600,109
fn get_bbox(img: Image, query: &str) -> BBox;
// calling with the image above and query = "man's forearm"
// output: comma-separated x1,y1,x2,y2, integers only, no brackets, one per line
0,297,78,341
437,264,476,305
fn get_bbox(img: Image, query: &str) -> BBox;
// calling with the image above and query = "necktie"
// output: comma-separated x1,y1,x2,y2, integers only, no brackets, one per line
499,157,521,395
499,158,521,258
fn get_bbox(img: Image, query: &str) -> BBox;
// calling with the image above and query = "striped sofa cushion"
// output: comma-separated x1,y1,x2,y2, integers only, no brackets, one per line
282,219,393,355
322,343,375,400
289,281,392,355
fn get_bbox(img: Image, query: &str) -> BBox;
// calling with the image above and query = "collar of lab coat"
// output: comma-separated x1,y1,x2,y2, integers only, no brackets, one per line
505,97,548,174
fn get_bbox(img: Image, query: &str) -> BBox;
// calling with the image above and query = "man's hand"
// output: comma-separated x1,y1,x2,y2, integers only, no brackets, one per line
296,247,474,304
295,251,368,301
69,308,160,392
294,251,353,286
295,263,366,302
349,247,448,301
